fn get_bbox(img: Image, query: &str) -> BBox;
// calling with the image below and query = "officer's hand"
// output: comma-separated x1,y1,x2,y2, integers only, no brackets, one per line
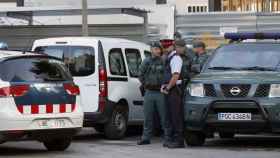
161,85,169,95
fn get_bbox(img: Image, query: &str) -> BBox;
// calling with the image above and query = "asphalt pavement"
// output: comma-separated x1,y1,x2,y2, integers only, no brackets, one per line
1,128,280,158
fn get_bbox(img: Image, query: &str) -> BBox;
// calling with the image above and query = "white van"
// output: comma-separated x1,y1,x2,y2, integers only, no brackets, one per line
32,37,151,139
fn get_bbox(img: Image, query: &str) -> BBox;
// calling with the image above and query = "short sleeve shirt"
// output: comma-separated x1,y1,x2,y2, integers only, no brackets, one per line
168,51,183,74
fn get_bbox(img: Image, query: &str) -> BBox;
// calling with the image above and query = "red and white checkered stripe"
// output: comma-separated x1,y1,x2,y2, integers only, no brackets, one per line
17,104,76,115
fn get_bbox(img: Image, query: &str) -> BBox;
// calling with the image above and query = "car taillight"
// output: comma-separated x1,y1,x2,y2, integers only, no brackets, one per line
63,83,80,96
0,85,29,97
99,66,108,112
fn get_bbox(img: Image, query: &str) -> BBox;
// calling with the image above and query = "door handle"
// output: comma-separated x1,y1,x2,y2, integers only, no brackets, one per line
85,83,97,87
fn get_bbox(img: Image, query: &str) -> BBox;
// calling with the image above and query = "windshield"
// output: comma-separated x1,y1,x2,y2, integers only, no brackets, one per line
206,44,280,72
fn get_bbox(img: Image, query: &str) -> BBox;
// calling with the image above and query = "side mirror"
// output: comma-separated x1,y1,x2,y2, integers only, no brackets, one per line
191,64,201,73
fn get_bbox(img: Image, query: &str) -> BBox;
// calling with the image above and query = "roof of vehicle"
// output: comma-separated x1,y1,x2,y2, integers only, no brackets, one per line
0,50,38,58
33,36,149,48
0,50,63,62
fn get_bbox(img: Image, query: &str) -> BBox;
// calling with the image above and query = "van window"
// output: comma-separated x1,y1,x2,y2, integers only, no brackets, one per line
68,46,95,76
34,46,95,77
109,48,127,76
35,46,64,59
125,49,142,77
144,50,152,58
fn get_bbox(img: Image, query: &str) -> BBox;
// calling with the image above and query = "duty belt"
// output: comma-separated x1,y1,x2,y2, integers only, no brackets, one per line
144,85,161,91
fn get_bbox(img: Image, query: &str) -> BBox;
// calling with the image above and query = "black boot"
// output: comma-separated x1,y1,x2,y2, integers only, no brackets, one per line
137,139,151,145
163,140,172,147
167,141,185,148
167,135,185,149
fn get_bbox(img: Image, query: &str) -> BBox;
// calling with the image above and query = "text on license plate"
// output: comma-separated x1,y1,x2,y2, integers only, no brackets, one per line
218,113,252,121
37,119,66,128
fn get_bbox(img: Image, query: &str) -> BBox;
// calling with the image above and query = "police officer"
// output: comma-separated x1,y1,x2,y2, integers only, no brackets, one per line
191,41,209,76
137,42,171,146
174,39,192,90
161,43,185,149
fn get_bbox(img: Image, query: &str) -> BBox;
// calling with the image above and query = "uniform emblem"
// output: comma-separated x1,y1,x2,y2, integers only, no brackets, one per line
230,87,241,96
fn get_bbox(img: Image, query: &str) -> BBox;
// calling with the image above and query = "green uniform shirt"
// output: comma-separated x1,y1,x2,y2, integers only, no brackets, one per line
139,56,164,87
191,52,209,76
180,54,192,81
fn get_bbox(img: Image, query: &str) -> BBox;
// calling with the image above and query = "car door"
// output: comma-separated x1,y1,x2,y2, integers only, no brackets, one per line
124,48,144,121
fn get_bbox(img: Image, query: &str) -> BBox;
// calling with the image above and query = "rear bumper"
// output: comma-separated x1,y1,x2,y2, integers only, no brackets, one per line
184,97,280,133
83,99,115,126
0,128,81,142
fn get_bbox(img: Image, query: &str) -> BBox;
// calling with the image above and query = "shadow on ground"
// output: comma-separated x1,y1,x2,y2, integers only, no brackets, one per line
202,135,280,151
1,127,280,156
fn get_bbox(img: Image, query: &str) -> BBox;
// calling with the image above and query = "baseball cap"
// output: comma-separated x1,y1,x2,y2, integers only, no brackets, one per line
174,39,186,47
193,41,206,48
150,42,162,49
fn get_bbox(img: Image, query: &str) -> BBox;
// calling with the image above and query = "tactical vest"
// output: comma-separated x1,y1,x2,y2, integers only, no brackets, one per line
163,53,182,84
143,57,165,87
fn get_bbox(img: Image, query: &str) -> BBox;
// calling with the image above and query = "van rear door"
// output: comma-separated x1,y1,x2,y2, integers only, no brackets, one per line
34,45,99,113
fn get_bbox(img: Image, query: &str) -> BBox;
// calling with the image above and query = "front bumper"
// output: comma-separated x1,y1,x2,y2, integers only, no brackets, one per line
184,96,280,133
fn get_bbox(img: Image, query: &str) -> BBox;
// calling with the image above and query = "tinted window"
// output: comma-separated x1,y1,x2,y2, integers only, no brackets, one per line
109,48,127,76
206,44,280,71
125,49,142,77
35,46,64,59
144,50,152,58
0,57,71,82
35,46,95,77
67,46,95,76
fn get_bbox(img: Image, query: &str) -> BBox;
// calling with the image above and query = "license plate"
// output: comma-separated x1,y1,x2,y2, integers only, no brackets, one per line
218,113,252,121
37,119,66,128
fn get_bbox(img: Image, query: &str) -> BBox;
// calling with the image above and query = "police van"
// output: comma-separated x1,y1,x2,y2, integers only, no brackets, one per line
32,37,150,139
0,50,83,151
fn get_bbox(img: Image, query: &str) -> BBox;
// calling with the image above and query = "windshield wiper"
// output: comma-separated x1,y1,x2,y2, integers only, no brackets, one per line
240,66,276,71
208,67,239,70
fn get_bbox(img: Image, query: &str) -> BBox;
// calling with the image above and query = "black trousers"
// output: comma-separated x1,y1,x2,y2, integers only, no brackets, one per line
166,87,184,142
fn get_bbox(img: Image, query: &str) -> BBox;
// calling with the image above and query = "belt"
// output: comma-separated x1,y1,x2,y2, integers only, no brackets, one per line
144,85,161,91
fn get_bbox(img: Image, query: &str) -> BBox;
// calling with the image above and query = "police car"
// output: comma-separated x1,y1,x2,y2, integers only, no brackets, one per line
0,50,83,151
184,33,280,146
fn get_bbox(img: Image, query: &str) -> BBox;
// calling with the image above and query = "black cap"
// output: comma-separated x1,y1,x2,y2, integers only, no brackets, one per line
150,42,162,49
174,39,186,47
193,41,206,48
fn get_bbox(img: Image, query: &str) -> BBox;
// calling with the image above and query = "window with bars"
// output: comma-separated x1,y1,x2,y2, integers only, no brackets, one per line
187,5,208,13
156,0,167,4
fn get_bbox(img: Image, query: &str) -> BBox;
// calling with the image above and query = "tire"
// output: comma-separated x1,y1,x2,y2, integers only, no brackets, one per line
219,132,235,139
43,137,72,151
104,105,128,140
185,130,206,146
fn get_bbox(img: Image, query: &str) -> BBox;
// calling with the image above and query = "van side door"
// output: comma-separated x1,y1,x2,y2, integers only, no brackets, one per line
124,48,144,121
67,46,99,113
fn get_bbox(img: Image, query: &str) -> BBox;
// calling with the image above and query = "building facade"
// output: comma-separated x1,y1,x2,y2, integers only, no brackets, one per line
209,0,280,12
176,0,209,13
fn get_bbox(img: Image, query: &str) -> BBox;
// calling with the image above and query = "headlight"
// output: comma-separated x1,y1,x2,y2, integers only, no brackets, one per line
188,83,205,97
269,84,280,98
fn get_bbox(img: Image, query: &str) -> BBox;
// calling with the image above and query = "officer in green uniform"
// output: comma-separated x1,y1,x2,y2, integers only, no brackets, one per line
137,42,171,146
174,39,192,91
191,41,209,76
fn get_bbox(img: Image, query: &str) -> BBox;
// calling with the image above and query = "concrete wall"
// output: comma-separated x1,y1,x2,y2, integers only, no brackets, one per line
24,0,157,7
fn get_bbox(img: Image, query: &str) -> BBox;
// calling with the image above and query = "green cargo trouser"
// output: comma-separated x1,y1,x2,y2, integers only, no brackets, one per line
142,90,172,142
